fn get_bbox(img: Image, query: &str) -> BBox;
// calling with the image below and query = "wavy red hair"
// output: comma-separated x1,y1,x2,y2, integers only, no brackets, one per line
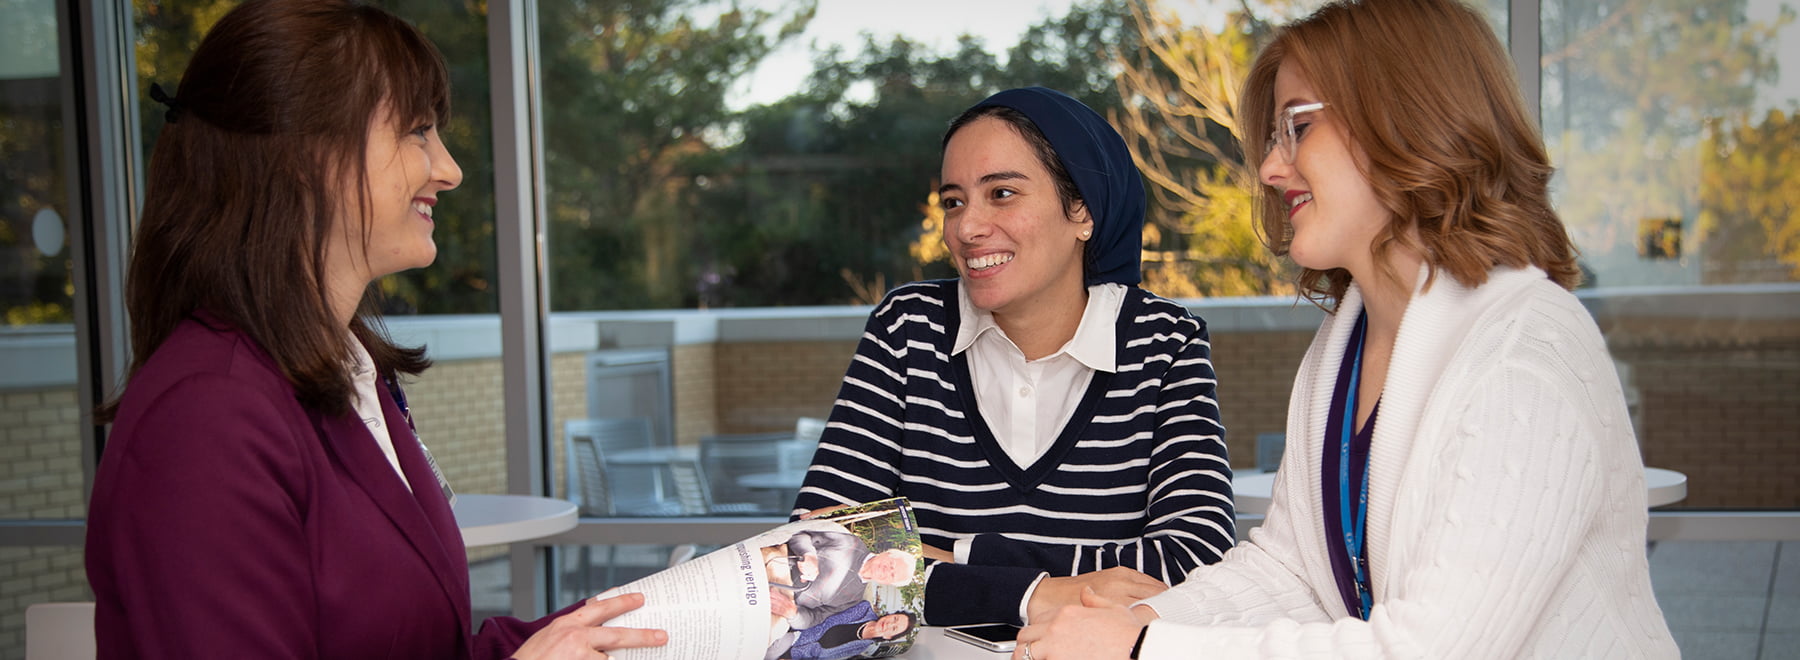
1241,0,1580,306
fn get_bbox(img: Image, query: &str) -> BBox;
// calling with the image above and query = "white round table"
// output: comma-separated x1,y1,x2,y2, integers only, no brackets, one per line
1231,466,1689,515
451,493,578,547
736,470,807,491
605,446,699,465
1644,467,1688,507
1231,471,1279,515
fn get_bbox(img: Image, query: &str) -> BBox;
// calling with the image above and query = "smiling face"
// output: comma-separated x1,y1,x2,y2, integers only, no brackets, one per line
856,549,917,587
329,101,462,288
939,116,1091,320
862,613,913,640
1256,61,1391,278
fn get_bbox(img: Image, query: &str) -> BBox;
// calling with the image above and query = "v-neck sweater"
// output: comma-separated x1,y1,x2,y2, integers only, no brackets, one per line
795,279,1236,625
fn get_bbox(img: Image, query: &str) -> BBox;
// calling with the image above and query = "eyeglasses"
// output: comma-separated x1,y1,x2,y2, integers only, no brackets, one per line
1266,102,1328,163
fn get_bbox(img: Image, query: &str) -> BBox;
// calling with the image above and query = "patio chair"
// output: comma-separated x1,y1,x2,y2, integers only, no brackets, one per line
565,417,683,586
565,417,670,516
666,457,763,515
699,432,795,514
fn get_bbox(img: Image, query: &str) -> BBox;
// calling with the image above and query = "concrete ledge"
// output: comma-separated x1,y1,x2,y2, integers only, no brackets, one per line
0,325,78,391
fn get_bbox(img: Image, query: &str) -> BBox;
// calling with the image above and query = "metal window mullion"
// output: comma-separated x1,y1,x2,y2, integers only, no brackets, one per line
1511,0,1542,129
488,0,555,619
63,0,136,507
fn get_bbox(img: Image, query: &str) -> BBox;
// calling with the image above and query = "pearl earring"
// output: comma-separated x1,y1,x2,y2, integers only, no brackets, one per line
1080,229,1092,240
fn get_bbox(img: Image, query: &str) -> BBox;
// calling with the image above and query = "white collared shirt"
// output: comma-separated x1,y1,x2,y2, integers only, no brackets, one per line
348,337,412,491
949,281,1126,620
953,282,1124,469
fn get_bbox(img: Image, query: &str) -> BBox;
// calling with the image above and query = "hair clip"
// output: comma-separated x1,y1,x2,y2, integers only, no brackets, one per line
149,83,183,124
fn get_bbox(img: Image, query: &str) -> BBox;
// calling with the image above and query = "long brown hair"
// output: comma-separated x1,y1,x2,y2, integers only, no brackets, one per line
1241,0,1580,306
102,0,446,420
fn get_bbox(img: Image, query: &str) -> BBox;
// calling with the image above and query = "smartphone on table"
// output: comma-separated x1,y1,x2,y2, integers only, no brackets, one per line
944,623,1021,652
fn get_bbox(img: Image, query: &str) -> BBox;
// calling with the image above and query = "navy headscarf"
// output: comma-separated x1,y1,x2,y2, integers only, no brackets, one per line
966,86,1145,287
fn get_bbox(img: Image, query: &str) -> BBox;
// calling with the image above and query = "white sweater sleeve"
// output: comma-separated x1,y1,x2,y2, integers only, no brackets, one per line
1136,357,1609,659
1134,471,1333,628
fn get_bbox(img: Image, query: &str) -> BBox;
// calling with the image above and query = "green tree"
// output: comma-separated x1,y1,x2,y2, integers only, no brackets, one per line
702,0,1139,306
1697,109,1800,281
690,35,999,306
539,0,814,311
1540,0,1790,285
132,0,499,314
382,0,501,314
1111,0,1297,299
0,70,73,325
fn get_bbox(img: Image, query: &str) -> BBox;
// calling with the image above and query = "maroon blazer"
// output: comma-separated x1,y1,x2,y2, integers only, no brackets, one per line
87,315,567,659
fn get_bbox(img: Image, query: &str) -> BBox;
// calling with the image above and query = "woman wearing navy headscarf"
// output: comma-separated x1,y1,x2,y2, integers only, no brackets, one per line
795,87,1235,626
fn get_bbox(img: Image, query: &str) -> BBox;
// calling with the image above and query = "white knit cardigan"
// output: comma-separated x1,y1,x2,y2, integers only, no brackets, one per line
1135,266,1678,659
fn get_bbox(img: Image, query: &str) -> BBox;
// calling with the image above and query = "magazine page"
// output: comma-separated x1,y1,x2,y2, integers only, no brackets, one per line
594,497,925,660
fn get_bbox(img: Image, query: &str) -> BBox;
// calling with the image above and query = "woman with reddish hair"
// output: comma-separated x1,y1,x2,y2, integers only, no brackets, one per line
1013,1,1678,658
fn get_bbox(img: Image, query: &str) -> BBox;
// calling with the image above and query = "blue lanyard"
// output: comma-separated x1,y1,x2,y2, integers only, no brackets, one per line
384,376,457,505
1338,317,1374,620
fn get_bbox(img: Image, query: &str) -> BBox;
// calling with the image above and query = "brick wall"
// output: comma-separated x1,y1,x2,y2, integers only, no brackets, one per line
1207,329,1316,470
713,340,857,433
0,390,85,520
0,547,87,656
0,390,90,659
546,351,589,503
671,343,718,445
1603,317,1800,509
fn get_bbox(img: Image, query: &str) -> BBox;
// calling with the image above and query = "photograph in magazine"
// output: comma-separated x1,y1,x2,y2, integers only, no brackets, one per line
593,497,925,660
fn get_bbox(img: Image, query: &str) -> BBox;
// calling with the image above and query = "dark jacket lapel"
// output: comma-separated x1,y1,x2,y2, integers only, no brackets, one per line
313,388,471,642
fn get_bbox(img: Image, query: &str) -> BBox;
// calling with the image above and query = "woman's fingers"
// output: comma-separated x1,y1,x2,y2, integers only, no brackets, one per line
568,592,646,627
1012,622,1046,660
587,624,668,651
1080,585,1119,608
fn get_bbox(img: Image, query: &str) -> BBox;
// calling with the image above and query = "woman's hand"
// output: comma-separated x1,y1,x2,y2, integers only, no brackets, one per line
1014,587,1149,660
922,544,955,563
511,592,668,660
1025,567,1167,623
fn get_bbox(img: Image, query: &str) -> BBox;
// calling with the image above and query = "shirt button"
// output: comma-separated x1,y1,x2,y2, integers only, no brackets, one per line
1019,386,1032,397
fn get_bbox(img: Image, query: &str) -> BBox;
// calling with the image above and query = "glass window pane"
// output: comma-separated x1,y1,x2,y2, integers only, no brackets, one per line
0,22,81,519
1,0,92,652
1541,0,1799,510
1486,0,1509,42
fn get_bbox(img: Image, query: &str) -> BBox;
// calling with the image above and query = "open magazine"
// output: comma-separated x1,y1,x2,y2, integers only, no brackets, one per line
594,498,926,660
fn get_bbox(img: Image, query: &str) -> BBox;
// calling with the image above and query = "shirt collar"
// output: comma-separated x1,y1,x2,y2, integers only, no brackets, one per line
952,282,1123,373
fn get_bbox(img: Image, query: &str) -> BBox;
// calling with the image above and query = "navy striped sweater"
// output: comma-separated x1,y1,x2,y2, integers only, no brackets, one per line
795,280,1235,625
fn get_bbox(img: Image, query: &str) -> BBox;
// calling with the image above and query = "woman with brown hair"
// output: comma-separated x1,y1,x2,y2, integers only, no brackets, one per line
1010,1,1678,658
84,2,665,658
